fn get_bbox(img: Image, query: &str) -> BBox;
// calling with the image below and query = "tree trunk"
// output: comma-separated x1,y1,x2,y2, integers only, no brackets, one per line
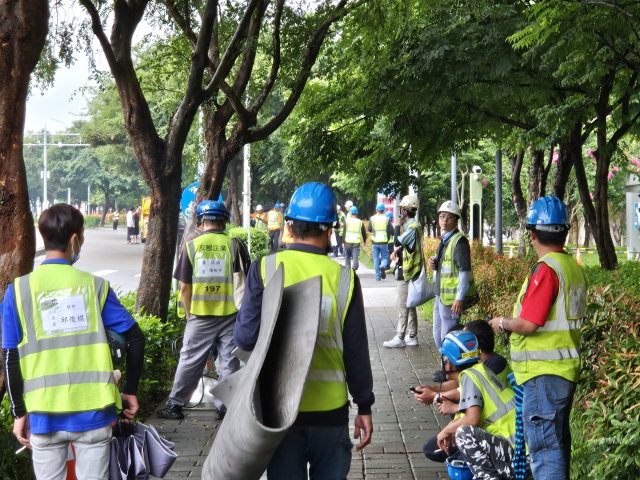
554,125,580,199
99,188,110,227
0,0,49,397
539,147,554,198
584,220,591,248
528,149,545,206
593,141,617,269
228,154,242,227
508,150,527,259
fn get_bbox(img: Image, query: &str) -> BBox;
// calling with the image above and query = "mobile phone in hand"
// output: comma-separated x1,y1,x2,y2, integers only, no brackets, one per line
409,386,417,392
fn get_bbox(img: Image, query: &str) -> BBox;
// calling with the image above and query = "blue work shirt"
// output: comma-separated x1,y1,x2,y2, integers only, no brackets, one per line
1,259,136,434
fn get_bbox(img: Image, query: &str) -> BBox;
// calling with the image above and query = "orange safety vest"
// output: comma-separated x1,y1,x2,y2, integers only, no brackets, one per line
281,222,293,244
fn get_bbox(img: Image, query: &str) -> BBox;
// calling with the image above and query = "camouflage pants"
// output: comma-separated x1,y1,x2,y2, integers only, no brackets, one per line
455,425,515,480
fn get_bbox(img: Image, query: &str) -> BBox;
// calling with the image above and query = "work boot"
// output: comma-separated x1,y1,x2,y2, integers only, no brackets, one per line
405,335,418,346
383,335,406,348
380,268,386,280
156,404,184,419
215,409,226,421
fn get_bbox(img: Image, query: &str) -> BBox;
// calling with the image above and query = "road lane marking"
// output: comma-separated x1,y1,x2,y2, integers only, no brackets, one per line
133,274,141,277
92,270,118,276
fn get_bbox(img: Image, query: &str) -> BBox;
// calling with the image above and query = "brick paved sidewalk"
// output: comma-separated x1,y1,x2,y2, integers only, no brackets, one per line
148,281,449,479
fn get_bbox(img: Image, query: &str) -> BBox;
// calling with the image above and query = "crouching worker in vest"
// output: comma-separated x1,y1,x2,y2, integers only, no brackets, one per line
2,204,146,480
157,200,250,421
234,182,375,480
435,331,518,480
489,196,587,480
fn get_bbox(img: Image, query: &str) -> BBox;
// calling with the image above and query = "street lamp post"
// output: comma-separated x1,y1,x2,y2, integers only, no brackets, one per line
24,129,89,209
495,150,503,254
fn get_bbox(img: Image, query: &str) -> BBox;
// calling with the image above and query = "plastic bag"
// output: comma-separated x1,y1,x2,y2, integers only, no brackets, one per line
406,265,435,308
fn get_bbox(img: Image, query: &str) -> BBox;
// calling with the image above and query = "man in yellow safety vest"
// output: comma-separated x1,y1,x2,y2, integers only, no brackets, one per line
342,205,367,271
435,331,518,479
158,200,250,421
367,202,394,281
234,182,374,480
267,203,283,253
254,204,268,231
489,196,587,480
3,204,145,480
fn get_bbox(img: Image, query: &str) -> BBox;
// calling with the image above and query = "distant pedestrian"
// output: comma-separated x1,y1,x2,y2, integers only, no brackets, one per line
333,205,345,257
126,207,134,244
368,203,394,281
343,206,366,271
113,210,119,230
267,203,283,253
133,207,140,244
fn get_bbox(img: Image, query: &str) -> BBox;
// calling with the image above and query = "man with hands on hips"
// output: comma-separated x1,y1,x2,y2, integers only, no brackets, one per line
488,196,587,480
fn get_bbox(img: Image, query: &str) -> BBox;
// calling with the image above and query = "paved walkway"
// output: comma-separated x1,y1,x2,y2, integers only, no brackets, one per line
148,261,449,479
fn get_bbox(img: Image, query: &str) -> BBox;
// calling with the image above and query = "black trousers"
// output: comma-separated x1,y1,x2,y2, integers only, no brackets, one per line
423,435,458,463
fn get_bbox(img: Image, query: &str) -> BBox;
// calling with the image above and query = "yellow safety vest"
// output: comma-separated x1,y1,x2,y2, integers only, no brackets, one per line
439,231,477,306
402,220,423,281
281,222,293,244
261,250,354,412
186,232,237,317
510,252,587,384
14,265,120,414
344,218,363,244
460,363,517,446
371,214,390,243
177,230,203,318
268,210,282,230
255,212,268,231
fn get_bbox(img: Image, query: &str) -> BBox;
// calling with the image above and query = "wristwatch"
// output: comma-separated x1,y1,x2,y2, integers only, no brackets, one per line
499,316,505,334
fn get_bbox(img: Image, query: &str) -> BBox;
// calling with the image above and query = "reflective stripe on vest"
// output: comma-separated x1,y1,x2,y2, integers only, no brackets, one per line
186,233,237,316
262,250,354,412
345,218,363,243
510,252,586,384
462,364,517,447
402,221,423,281
15,266,120,414
268,211,282,230
371,214,389,243
439,232,477,305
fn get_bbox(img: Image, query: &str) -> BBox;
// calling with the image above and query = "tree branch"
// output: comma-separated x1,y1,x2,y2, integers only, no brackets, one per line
78,0,118,70
248,0,351,143
162,0,198,50
456,98,535,130
566,0,640,24
219,80,251,119
251,0,285,113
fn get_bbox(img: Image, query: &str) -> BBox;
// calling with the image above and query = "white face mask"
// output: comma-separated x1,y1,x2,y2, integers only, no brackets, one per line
70,237,81,265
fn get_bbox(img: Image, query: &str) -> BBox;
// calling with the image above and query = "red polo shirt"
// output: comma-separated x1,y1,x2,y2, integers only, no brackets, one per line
519,252,566,327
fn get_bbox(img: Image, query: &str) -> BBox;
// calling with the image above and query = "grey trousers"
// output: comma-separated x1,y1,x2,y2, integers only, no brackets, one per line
269,229,281,252
167,313,240,412
30,425,112,480
396,279,417,338
433,296,460,350
344,243,360,271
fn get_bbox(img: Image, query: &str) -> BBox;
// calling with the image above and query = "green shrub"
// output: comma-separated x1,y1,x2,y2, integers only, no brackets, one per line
83,215,102,228
0,398,34,479
227,226,269,262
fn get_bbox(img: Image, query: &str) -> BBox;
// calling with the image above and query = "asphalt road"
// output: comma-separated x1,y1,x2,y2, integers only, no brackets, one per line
34,228,397,293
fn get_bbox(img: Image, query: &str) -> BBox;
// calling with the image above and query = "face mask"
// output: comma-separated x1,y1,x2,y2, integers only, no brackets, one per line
71,237,81,265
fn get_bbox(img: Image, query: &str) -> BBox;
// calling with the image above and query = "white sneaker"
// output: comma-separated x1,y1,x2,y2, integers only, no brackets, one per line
405,335,418,346
383,335,406,348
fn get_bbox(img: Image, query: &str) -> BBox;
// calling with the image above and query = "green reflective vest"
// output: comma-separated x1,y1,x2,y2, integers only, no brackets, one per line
460,363,517,446
261,250,354,412
510,252,587,384
186,232,237,317
268,210,282,230
344,218,363,244
439,232,477,306
255,212,268,231
14,265,120,414
371,214,389,243
402,221,423,281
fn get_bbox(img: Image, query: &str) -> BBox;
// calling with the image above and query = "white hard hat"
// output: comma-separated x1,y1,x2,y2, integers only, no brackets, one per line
256,204,263,211
345,200,353,208
400,195,418,210
438,201,461,217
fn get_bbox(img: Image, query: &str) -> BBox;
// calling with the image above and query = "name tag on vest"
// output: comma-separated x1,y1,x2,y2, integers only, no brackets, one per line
442,265,452,274
40,294,88,335
197,258,227,277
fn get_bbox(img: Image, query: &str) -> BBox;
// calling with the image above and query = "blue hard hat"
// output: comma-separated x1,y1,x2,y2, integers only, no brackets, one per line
376,202,385,211
445,452,474,480
274,203,280,208
385,210,393,219
286,182,337,224
527,196,569,230
440,331,480,366
350,206,358,215
197,200,229,220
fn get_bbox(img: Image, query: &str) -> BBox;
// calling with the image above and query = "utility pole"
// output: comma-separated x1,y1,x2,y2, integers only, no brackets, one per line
242,92,252,252
68,188,71,204
88,185,91,216
495,150,503,254
451,152,457,203
24,130,89,210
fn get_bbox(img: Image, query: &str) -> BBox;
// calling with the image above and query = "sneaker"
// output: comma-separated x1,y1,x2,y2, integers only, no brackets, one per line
215,409,226,421
383,335,406,348
405,335,418,346
376,277,381,281
156,405,184,419
380,269,386,280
